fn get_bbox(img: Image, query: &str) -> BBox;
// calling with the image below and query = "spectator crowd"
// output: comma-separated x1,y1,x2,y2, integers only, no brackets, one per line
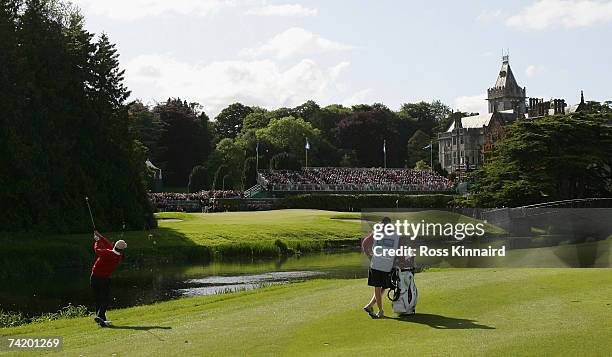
149,168,453,212
259,167,453,192
148,191,243,212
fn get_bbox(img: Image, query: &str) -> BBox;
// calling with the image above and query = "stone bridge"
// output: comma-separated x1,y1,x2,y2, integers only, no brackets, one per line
481,198,612,240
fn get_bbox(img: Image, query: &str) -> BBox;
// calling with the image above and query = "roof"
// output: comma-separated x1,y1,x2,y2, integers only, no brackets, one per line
494,58,520,90
446,111,518,132
446,113,493,132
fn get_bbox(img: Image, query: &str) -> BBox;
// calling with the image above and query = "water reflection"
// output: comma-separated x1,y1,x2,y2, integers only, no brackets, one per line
179,271,326,297
1,252,366,315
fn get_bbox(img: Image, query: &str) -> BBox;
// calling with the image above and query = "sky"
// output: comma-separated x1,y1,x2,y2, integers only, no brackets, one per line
72,0,612,117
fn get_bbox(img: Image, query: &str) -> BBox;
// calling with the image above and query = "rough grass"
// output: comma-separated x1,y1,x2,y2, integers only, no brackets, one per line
2,268,611,356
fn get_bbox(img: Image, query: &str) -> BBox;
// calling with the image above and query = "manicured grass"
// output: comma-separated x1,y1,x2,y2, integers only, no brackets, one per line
154,209,363,245
2,268,611,356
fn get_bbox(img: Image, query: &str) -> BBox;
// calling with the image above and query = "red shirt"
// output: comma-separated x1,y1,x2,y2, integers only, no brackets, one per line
91,235,122,277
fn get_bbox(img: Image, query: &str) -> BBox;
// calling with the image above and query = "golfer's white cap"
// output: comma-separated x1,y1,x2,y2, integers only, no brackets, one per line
115,240,127,250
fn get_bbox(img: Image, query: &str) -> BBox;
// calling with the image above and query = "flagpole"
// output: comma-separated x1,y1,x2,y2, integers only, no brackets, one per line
430,140,433,172
255,140,259,178
305,138,309,169
383,139,387,169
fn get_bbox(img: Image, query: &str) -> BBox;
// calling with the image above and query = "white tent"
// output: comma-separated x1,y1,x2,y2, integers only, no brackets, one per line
145,159,162,180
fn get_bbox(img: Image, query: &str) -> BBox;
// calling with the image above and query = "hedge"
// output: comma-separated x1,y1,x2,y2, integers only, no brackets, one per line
273,194,456,211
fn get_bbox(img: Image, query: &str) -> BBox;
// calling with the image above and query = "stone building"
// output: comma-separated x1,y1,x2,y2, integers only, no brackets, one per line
438,55,524,173
438,54,584,174
438,111,516,172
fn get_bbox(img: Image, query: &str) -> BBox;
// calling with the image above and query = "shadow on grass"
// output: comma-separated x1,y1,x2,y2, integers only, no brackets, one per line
109,325,172,331
388,313,495,329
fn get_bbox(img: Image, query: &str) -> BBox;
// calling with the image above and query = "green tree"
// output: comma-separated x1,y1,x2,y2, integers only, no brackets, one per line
335,109,399,167
241,157,258,190
256,116,322,165
211,164,228,190
242,111,270,131
398,101,450,135
310,104,351,145
128,101,163,159
0,0,153,232
406,130,431,168
213,138,245,189
215,102,253,139
414,160,431,171
269,152,301,170
155,98,209,187
471,113,612,207
188,165,208,193
293,100,321,122
339,151,359,167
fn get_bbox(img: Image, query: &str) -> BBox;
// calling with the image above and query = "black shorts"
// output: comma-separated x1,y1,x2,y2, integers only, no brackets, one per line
368,268,393,288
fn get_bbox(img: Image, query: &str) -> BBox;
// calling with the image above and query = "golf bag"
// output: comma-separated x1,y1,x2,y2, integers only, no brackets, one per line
387,268,418,315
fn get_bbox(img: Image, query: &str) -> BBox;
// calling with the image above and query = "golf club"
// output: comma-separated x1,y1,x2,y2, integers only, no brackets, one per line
85,196,96,231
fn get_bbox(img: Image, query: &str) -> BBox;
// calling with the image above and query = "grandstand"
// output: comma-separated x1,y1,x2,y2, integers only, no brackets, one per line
149,168,454,212
252,167,454,196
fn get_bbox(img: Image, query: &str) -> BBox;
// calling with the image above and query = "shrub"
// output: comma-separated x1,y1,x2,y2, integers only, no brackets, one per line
0,310,29,328
31,304,90,324
1,304,90,328
273,194,456,211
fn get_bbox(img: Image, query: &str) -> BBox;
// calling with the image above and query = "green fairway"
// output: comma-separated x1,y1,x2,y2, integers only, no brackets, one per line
152,208,505,250
2,268,611,356
154,209,362,245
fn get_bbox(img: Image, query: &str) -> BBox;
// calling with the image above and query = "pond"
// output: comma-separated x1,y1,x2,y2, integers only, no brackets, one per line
0,252,368,316
4,239,606,316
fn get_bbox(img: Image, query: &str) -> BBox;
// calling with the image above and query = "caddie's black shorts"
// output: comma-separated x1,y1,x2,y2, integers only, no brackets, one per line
367,268,393,288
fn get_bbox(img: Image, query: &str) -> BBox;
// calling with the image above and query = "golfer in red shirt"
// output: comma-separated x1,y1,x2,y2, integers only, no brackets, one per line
91,231,126,327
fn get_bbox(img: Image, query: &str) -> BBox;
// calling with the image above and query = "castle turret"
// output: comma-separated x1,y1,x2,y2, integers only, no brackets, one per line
486,55,527,116
576,90,587,112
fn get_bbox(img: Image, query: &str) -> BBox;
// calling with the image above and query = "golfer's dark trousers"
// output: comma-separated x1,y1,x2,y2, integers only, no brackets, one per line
90,275,111,320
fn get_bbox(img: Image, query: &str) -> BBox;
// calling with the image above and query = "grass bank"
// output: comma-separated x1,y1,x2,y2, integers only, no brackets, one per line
0,210,363,278
1,268,611,356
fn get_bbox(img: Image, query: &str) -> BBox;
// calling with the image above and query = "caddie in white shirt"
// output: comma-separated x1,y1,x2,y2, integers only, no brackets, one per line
361,217,400,318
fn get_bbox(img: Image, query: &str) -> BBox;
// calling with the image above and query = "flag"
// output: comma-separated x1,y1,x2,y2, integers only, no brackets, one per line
423,143,432,150
256,141,259,154
305,138,310,150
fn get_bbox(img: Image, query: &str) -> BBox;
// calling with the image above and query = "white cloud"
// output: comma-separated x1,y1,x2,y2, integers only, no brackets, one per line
342,89,372,107
478,9,504,22
72,0,237,21
525,64,546,78
125,55,364,116
506,0,612,30
246,3,318,16
454,93,488,115
240,27,353,60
